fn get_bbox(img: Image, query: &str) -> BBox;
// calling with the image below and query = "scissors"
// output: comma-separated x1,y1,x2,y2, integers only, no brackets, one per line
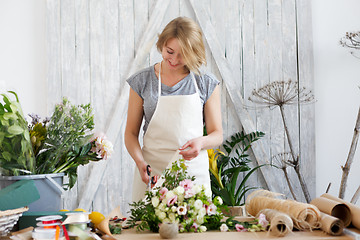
146,165,157,190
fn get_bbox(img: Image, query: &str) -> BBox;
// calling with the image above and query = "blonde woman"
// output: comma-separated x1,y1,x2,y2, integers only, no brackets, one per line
125,17,223,201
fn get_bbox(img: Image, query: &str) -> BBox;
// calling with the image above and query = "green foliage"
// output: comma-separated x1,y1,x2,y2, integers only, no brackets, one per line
0,92,112,190
161,160,195,190
128,193,161,232
209,131,265,206
127,159,225,233
33,98,97,189
0,91,35,175
127,160,195,232
109,223,122,234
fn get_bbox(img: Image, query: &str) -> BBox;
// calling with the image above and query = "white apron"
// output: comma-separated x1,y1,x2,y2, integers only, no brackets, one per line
132,63,210,201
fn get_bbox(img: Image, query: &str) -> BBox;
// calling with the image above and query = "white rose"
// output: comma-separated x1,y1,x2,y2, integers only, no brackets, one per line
168,213,176,223
177,194,184,203
171,206,177,212
204,186,212,198
196,215,204,224
151,196,159,208
220,223,229,232
158,203,166,211
162,218,170,223
199,225,207,232
194,199,203,210
198,207,206,217
215,196,223,205
193,185,201,194
158,211,166,221
174,186,185,195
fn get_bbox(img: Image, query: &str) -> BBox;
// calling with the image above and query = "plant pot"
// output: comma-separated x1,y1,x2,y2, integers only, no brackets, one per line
222,205,246,217
159,223,178,239
0,173,65,212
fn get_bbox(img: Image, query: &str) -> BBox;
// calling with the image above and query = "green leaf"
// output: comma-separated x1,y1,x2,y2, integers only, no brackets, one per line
2,151,12,161
234,164,267,202
0,103,4,114
1,118,9,126
7,91,19,102
3,112,17,120
219,188,233,206
7,125,24,135
1,94,12,106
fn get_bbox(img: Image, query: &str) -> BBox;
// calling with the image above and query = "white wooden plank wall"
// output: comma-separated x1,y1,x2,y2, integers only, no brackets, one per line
47,0,315,215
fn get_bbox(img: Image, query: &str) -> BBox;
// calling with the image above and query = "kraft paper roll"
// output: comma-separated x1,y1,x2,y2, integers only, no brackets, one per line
96,206,124,239
258,209,293,237
319,212,344,236
321,193,360,230
246,190,321,230
310,197,351,227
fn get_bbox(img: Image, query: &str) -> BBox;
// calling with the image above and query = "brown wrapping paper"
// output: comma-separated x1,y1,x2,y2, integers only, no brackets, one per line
310,197,351,227
246,190,321,230
97,206,124,239
321,193,360,230
319,212,344,236
258,209,293,237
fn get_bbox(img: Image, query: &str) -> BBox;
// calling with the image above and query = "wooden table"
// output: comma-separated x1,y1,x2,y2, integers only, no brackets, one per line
111,228,357,240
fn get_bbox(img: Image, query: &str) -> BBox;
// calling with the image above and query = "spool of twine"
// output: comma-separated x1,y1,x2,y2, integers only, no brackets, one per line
258,209,293,237
246,190,321,230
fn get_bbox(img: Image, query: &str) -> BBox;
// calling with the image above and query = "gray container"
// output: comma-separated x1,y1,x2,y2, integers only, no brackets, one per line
0,173,65,212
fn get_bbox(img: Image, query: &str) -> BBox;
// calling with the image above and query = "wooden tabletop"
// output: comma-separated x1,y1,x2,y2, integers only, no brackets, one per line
111,228,357,240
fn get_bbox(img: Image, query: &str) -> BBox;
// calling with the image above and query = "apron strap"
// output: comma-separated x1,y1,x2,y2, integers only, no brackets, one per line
158,62,162,97
190,72,200,95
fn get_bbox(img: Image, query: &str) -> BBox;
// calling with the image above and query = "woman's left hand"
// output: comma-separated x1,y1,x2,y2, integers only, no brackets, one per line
179,137,204,160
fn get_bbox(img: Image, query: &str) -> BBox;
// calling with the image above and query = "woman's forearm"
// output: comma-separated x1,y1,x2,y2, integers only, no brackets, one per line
201,128,223,150
125,132,145,167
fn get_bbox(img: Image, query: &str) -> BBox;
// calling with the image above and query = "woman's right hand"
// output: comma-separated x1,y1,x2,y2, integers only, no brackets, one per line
137,161,151,184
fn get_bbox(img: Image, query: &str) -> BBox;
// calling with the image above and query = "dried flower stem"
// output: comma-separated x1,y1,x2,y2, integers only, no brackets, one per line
339,106,360,199
279,105,311,203
272,153,297,201
351,185,360,204
249,80,314,203
283,169,297,201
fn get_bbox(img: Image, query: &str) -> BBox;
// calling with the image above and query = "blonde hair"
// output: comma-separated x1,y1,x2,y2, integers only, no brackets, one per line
156,17,206,74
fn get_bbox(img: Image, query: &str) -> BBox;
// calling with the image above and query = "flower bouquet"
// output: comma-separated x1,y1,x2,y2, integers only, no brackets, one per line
127,159,269,233
0,91,113,189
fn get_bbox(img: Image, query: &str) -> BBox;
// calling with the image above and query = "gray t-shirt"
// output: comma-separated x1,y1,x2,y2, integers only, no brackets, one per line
127,64,220,133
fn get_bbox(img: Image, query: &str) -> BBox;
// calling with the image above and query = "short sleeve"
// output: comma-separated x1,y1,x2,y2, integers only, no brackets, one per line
126,72,145,99
202,73,220,103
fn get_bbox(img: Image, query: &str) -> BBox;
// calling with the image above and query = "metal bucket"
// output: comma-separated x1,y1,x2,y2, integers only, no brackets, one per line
0,173,65,212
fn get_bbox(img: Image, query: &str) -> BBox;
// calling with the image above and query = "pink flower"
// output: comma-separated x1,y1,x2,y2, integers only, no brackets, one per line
159,187,168,201
167,195,177,207
235,224,247,232
206,203,217,216
258,213,269,228
184,188,195,199
179,179,193,191
191,223,199,232
90,134,113,160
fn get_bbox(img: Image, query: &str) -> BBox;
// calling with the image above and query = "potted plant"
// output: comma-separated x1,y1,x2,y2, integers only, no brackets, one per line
208,131,265,216
0,91,113,211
